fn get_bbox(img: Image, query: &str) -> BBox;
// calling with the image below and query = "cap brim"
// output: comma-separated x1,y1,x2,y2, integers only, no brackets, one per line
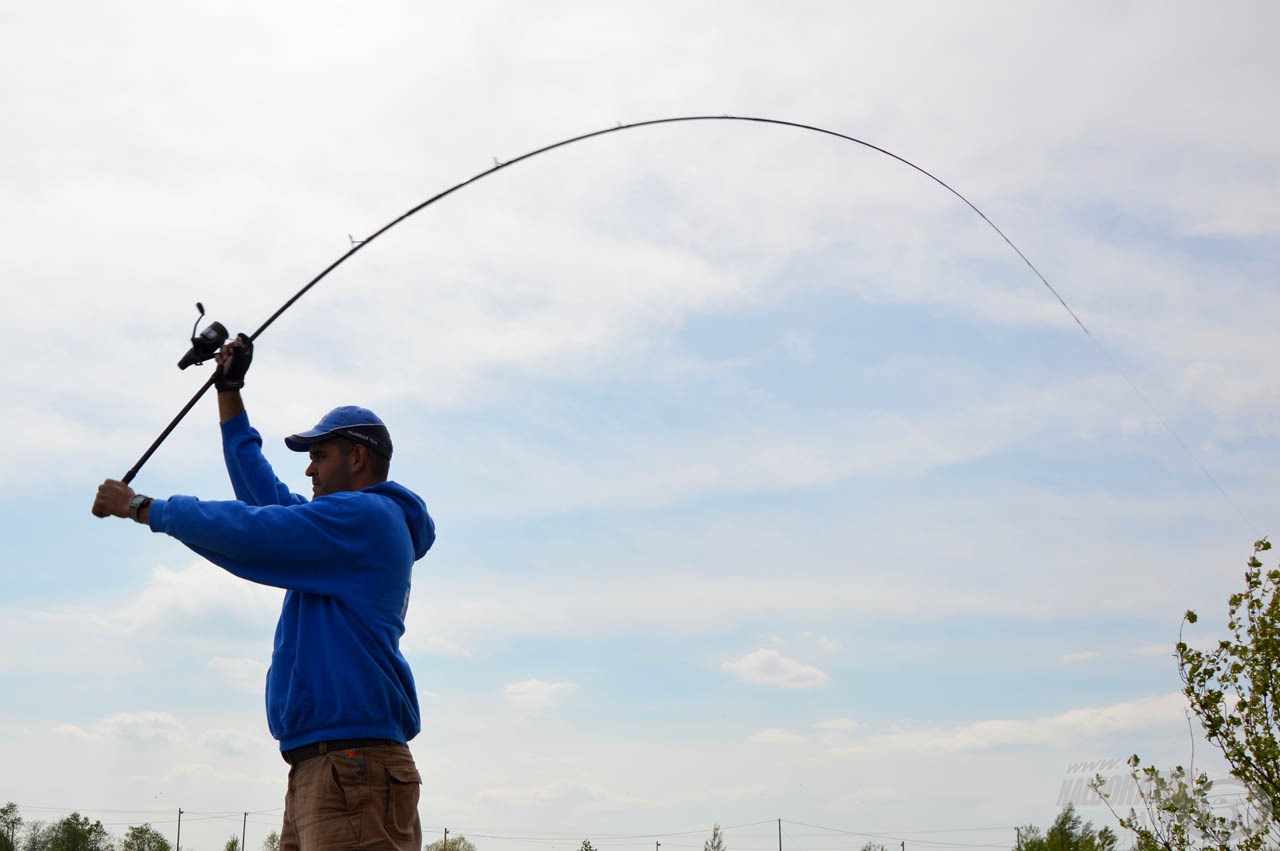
285,429,338,452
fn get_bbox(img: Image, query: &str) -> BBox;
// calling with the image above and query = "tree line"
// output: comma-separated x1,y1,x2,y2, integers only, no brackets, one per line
0,810,279,851
0,811,1122,851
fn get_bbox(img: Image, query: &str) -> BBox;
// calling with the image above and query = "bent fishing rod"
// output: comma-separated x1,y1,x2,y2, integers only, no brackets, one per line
124,114,1249,532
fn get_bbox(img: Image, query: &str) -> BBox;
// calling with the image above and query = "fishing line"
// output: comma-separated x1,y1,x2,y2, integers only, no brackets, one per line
119,114,1256,533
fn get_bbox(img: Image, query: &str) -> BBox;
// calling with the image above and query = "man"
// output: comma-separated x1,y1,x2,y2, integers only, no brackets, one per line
92,336,435,851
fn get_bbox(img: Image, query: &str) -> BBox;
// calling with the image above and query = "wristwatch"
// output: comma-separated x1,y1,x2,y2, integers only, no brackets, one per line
129,494,153,523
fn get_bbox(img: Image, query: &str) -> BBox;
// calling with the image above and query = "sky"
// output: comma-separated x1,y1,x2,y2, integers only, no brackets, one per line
2,1,1279,850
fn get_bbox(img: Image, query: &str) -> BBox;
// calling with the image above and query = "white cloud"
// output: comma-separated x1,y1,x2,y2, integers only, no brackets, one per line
57,562,282,638
476,782,610,806
400,633,471,658
208,657,269,693
748,728,808,744
1061,651,1102,664
200,726,271,756
502,679,576,710
0,561,281,678
55,711,187,747
401,482,1236,647
768,632,845,653
721,649,829,689
814,718,861,732
845,693,1189,756
423,366,1168,528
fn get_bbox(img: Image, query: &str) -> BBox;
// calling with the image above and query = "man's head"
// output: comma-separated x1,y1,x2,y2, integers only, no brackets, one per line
285,406,393,497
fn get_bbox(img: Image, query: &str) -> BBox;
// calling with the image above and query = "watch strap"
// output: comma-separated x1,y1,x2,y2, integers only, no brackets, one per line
129,494,153,523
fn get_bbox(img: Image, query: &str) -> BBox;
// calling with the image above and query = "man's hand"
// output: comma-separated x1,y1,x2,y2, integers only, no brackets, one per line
92,479,136,519
215,333,253,392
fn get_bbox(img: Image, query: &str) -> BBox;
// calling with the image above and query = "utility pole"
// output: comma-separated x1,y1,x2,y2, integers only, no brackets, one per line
176,809,183,851
777,819,782,851
1016,828,1022,851
242,811,248,851
657,841,662,851
444,827,449,851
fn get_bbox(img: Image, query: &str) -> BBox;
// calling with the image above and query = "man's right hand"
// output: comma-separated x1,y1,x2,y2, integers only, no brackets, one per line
215,333,253,392
92,479,136,519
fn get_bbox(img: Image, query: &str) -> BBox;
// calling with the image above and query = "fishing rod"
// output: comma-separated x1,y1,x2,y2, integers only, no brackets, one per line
124,115,1056,483
118,114,1254,533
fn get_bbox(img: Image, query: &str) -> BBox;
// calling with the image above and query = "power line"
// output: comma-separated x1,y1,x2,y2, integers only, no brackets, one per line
421,819,1015,850
449,819,779,843
783,820,1014,849
8,804,282,830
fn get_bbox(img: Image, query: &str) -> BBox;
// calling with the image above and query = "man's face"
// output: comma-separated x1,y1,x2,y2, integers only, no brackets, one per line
305,439,355,498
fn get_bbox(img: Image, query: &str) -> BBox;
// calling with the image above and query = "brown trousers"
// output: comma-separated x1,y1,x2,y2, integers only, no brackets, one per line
280,743,422,851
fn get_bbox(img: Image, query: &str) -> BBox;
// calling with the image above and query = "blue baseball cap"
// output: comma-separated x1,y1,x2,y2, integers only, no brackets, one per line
285,406,393,459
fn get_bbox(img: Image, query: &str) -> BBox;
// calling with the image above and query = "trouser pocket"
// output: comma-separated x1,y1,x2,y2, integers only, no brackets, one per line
382,763,422,842
329,750,371,845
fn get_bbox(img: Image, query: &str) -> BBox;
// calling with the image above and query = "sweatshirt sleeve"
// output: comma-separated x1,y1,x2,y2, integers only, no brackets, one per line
147,492,398,595
221,412,307,507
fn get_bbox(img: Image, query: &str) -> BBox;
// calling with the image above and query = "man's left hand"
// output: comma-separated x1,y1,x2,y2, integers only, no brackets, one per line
215,333,253,392
92,479,136,518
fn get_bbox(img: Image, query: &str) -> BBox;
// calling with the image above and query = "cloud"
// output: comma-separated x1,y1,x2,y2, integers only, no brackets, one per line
502,679,576,710
199,727,269,756
748,728,808,744
768,632,845,653
721,648,829,689
28,562,282,640
1061,651,1102,664
208,657,268,693
476,782,609,807
814,718,861,732
0,561,282,678
845,693,1189,755
400,633,471,658
423,364,1168,530
55,711,187,747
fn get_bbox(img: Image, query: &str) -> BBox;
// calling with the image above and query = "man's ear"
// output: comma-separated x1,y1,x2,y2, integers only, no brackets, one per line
349,443,368,473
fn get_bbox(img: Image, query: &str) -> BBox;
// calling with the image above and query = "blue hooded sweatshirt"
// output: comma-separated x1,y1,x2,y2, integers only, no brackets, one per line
146,412,435,751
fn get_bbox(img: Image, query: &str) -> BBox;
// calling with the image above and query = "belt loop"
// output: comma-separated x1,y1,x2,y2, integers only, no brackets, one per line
317,742,329,755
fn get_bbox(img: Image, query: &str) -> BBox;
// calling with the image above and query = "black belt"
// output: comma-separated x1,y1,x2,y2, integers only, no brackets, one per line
281,738,400,765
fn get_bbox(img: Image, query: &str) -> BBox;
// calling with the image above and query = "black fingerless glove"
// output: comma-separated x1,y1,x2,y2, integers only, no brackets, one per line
216,334,253,391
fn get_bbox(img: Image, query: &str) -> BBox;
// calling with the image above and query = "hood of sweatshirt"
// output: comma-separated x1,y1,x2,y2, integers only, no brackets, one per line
368,480,435,559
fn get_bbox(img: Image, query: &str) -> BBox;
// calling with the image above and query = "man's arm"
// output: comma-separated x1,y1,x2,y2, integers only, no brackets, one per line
149,491,404,596
91,483,399,596
214,337,249,424
213,336,305,507
218,388,245,424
